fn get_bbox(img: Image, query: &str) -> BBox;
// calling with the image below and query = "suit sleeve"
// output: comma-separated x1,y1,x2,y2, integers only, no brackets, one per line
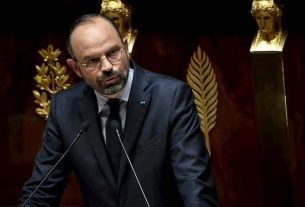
169,83,219,207
19,95,71,207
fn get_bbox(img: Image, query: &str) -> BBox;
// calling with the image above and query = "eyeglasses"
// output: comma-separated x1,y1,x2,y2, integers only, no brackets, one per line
76,47,124,71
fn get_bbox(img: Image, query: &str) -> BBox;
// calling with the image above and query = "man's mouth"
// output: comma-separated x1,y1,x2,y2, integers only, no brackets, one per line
101,76,118,86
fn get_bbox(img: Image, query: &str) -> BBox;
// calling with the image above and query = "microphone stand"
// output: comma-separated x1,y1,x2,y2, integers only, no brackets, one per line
21,121,89,207
113,125,151,207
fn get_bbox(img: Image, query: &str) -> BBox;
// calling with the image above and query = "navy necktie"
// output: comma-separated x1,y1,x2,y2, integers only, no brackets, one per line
106,99,122,179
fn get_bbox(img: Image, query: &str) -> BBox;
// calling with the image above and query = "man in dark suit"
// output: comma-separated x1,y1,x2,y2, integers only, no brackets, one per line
19,14,218,207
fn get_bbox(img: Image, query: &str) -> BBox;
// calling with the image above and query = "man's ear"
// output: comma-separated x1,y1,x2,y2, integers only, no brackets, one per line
67,58,82,78
123,36,128,45
122,37,129,57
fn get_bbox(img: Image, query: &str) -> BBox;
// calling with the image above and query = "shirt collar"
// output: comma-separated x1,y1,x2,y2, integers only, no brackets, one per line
94,68,134,113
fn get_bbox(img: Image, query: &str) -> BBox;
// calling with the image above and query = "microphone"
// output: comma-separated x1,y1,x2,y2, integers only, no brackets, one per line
111,120,151,207
21,120,90,207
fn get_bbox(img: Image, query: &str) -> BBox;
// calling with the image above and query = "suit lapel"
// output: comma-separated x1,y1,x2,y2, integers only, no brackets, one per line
78,86,117,189
117,65,151,188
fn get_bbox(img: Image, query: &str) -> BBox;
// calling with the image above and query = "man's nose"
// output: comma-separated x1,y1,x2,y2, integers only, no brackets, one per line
99,57,113,72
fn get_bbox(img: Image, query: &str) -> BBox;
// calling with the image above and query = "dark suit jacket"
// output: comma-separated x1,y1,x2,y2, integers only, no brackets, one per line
20,61,218,207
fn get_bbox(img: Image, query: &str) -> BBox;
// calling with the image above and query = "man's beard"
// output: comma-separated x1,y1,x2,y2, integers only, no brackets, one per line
96,69,128,95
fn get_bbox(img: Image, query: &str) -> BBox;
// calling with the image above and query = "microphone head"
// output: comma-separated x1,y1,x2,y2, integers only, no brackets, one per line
80,120,90,131
111,120,120,130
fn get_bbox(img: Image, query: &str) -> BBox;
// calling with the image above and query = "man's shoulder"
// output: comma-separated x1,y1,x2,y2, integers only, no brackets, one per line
132,60,183,84
54,81,90,98
138,68,187,89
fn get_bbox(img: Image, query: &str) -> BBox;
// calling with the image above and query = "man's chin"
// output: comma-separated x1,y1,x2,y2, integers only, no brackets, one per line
101,84,123,96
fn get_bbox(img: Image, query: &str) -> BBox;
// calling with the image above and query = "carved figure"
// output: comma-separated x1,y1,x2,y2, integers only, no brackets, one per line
251,0,285,50
101,0,138,55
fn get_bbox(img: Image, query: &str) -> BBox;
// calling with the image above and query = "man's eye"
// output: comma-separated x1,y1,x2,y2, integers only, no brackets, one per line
107,49,119,58
87,58,100,64
86,58,100,65
83,58,100,67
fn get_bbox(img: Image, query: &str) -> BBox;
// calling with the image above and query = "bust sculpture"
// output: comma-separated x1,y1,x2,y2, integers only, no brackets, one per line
101,0,138,55
250,0,286,51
